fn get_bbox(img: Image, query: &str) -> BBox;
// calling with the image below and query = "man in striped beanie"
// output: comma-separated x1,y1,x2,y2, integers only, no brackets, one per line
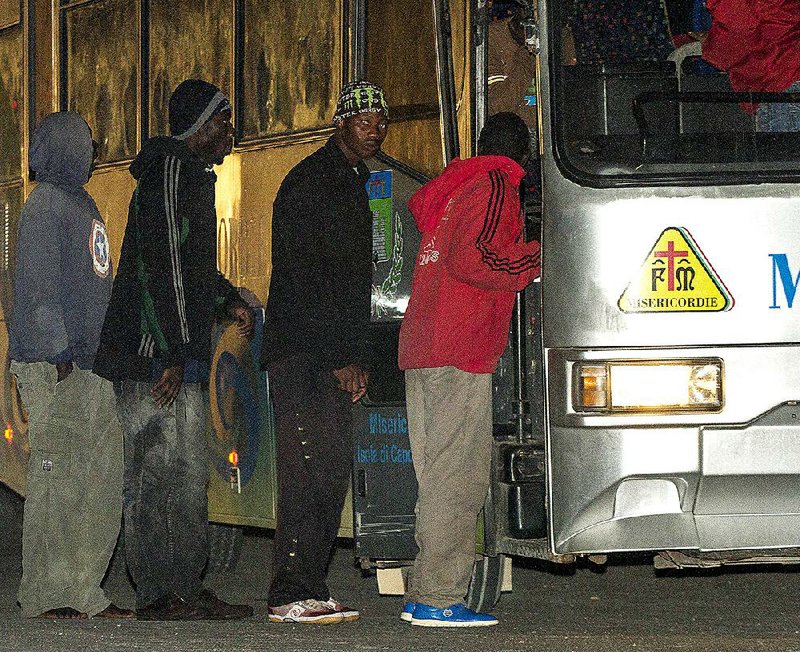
94,79,254,621
262,80,388,624
333,80,389,124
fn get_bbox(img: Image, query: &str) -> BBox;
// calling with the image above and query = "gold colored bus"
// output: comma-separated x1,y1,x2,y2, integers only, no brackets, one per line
0,0,474,580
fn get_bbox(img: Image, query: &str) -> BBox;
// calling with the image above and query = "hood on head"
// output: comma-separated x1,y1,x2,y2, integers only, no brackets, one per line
407,155,526,233
29,112,93,187
129,136,191,180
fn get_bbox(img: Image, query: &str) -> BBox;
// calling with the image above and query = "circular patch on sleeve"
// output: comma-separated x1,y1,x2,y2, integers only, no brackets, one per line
90,219,110,278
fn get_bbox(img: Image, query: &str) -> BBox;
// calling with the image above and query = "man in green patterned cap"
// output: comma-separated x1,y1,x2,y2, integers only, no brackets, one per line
261,80,388,624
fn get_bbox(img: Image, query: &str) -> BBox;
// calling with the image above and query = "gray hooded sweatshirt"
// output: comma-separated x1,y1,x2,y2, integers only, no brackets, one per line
9,111,113,370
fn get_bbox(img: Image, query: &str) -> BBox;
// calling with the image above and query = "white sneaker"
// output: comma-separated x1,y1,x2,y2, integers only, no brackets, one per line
323,597,360,622
268,599,343,624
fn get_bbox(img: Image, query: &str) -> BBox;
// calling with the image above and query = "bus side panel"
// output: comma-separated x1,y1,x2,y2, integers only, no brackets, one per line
540,171,800,553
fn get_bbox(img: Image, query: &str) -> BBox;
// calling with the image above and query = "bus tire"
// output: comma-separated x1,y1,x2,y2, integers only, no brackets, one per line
206,523,243,575
465,554,504,612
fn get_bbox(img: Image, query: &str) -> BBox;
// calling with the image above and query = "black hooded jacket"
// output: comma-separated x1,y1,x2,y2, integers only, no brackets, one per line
93,137,240,381
261,137,373,370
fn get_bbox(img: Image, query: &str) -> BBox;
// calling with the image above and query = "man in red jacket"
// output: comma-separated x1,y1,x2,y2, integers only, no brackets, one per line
398,112,541,627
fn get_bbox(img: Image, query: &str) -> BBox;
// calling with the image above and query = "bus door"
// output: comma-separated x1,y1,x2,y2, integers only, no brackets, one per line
539,0,800,562
350,0,465,568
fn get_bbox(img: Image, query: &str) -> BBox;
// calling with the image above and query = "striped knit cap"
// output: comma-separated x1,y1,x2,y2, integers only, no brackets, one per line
333,81,388,124
169,79,231,141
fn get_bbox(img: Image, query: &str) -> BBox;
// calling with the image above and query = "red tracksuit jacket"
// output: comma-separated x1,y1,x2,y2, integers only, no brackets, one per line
398,155,541,374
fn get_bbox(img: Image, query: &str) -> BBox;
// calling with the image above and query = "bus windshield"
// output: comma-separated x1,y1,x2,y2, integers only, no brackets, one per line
549,0,800,185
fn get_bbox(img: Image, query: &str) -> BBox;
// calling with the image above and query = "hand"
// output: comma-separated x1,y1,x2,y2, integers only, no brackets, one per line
151,365,183,408
333,364,369,402
56,362,73,383
229,304,255,338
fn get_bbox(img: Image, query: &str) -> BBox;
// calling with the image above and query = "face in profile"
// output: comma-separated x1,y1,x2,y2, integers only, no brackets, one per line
192,110,234,165
336,111,389,164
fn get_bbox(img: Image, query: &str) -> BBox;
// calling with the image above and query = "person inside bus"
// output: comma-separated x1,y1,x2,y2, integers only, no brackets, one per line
488,0,541,205
700,0,800,132
488,1,537,133
93,79,255,621
260,80,388,625
9,112,132,620
398,112,541,628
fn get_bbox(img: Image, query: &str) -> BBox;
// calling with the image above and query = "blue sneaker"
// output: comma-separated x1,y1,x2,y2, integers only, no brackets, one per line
410,602,499,627
400,601,415,622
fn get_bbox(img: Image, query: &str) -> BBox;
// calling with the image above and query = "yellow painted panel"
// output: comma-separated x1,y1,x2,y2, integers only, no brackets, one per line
0,184,25,496
0,324,28,497
383,117,443,179
84,138,331,308
0,183,21,321
85,167,136,266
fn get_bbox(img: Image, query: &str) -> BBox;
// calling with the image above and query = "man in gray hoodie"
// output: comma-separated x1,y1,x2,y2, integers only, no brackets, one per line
9,111,131,620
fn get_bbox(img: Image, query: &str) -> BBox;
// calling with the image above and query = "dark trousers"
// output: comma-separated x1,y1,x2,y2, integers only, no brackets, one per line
115,381,210,609
267,356,353,606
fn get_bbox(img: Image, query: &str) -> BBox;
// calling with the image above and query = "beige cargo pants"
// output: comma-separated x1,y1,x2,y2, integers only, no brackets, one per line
11,361,123,617
404,366,492,608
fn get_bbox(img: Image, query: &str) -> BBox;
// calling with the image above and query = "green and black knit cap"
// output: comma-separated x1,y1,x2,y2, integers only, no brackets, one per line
333,80,389,124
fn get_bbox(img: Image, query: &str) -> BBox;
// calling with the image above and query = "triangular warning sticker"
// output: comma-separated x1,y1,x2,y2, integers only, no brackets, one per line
618,227,733,313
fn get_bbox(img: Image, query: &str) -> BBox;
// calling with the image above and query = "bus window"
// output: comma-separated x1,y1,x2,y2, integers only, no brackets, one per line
0,21,21,183
551,2,800,184
364,0,445,177
239,0,342,140
148,0,233,139
63,0,138,164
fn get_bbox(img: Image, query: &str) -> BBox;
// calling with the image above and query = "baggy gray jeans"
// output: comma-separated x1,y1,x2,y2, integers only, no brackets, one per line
114,381,210,609
404,366,492,608
11,361,123,617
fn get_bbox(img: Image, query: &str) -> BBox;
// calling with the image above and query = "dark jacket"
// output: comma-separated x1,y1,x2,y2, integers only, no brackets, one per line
93,136,240,381
261,137,373,370
10,111,114,370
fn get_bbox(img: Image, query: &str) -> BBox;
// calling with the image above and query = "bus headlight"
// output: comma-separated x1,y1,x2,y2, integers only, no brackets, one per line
573,360,723,413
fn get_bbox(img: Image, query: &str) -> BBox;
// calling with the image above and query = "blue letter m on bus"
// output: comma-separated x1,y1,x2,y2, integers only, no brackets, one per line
770,254,800,308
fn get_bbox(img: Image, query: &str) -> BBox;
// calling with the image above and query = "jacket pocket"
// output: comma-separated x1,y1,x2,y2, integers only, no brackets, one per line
30,450,71,479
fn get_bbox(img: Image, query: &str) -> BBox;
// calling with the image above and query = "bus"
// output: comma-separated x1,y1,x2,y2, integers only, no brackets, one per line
2,0,800,611
0,0,464,576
